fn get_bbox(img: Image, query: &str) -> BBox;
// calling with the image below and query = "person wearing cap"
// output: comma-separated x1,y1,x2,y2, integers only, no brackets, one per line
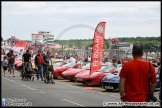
35,50,44,81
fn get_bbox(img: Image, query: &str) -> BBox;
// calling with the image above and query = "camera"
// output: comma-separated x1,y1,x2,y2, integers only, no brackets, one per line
147,93,157,102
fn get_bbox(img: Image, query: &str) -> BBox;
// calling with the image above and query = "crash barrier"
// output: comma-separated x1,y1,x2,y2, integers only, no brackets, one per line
55,49,126,60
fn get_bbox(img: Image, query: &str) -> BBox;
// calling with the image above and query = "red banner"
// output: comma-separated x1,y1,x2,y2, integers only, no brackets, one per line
109,39,119,42
89,22,106,76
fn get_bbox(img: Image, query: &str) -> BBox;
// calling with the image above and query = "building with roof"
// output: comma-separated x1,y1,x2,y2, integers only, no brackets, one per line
31,31,54,46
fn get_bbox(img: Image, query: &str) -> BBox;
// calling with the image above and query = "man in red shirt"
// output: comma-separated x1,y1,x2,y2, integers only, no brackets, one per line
119,44,157,103
35,50,44,81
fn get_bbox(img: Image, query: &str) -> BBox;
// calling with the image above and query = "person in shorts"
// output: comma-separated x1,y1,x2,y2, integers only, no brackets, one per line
7,50,16,77
2,56,8,76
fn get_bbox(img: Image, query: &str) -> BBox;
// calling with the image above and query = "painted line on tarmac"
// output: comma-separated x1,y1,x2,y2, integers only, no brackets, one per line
2,77,15,82
56,80,120,99
55,81,81,89
22,85,45,93
62,99,85,107
39,91,45,93
22,84,37,90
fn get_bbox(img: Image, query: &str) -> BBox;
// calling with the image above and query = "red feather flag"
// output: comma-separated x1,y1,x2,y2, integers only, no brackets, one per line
89,22,106,77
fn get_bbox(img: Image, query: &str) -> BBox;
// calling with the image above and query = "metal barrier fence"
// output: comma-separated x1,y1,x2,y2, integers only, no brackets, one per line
55,49,126,60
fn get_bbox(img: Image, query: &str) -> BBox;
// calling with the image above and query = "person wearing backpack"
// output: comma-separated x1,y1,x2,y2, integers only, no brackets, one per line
35,50,44,81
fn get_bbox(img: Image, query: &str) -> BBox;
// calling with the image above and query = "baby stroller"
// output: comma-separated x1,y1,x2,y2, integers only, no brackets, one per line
22,62,34,81
44,65,55,84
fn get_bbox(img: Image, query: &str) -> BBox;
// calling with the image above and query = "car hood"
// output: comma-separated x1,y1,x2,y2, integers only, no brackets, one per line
15,60,22,63
75,70,90,78
101,73,120,82
54,66,67,71
63,68,84,75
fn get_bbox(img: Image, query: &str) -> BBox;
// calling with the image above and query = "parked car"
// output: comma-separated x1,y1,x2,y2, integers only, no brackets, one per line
62,62,90,81
14,56,23,67
75,65,116,86
53,63,78,79
101,67,122,91
101,67,160,91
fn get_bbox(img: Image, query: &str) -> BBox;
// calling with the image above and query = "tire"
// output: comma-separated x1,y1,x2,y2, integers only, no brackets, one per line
106,89,113,92
53,77,57,79
70,80,75,82
82,83,88,85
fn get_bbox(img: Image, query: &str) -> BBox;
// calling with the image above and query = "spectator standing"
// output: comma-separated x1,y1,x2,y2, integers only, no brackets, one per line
119,44,157,104
88,56,91,62
43,51,52,79
22,50,32,76
6,50,12,72
35,50,44,81
7,50,16,77
117,58,121,64
22,50,32,63
2,56,8,76
152,60,158,67
157,58,161,66
69,55,76,64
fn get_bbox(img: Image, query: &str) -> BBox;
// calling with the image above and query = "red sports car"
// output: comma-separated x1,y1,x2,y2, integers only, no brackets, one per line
62,62,90,81
14,55,22,67
14,60,22,68
75,65,116,86
16,62,23,69
53,63,78,79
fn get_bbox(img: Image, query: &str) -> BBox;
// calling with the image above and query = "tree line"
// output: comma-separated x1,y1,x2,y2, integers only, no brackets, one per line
21,36,161,52
54,36,161,51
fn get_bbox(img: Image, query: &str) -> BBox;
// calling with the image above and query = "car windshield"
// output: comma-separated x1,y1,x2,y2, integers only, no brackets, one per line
97,66,115,73
81,63,90,69
63,63,76,68
16,56,22,60
54,62,64,67
117,64,122,68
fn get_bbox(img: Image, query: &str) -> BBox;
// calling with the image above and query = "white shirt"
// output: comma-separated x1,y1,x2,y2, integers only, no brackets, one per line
88,57,91,61
2,60,8,67
69,57,76,63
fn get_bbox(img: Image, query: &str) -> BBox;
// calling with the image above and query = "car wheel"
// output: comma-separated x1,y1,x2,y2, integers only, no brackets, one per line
82,83,88,85
53,77,57,79
70,80,74,82
106,89,113,92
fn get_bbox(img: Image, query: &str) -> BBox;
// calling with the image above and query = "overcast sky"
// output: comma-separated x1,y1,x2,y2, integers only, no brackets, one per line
2,1,160,40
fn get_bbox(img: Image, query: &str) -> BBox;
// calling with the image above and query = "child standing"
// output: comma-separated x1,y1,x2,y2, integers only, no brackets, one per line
2,56,8,76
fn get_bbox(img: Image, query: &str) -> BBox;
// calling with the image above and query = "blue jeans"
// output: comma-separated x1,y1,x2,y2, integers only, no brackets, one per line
8,64,15,71
37,65,43,80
